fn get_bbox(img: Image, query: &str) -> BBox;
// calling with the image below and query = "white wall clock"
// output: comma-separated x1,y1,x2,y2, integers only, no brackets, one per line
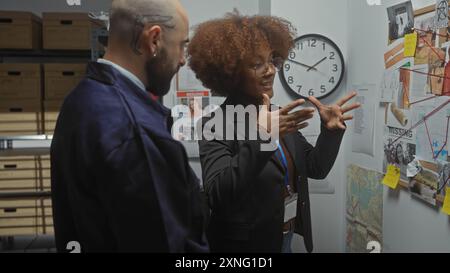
280,34,345,100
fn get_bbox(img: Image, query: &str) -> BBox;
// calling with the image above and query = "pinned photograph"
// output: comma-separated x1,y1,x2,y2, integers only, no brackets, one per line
408,160,439,206
387,1,415,43
437,160,450,197
383,138,416,182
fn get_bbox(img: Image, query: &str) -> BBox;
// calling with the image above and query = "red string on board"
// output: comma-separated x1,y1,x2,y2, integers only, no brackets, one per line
389,99,450,148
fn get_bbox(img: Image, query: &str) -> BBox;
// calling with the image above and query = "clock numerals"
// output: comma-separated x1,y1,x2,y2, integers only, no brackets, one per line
288,76,294,84
295,43,303,50
281,34,344,100
332,64,338,72
289,51,296,60
285,63,291,72
329,52,336,60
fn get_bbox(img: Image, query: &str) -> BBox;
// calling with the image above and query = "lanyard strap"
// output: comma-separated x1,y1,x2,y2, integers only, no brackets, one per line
276,140,289,189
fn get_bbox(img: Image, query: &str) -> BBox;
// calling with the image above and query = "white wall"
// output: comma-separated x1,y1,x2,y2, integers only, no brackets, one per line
271,0,350,253
347,0,450,252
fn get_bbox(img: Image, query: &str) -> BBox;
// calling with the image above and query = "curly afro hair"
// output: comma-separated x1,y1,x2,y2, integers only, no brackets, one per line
187,13,296,96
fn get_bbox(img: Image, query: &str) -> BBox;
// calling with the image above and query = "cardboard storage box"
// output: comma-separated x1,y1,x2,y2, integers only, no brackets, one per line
43,100,63,112
0,179,39,191
0,199,38,209
0,156,38,170
0,10,41,49
44,63,86,100
43,112,59,135
0,169,39,180
0,156,39,191
0,100,42,113
0,63,42,100
0,112,42,136
0,197,52,236
0,206,41,218
0,112,41,123
40,155,51,169
43,12,103,50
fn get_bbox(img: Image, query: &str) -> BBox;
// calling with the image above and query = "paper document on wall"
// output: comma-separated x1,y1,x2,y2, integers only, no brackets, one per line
352,84,376,156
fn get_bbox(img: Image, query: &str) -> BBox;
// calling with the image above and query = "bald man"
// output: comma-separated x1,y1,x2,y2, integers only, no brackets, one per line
50,0,209,252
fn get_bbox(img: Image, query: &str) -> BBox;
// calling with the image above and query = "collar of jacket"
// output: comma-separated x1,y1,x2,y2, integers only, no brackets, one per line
85,61,171,117
85,61,174,136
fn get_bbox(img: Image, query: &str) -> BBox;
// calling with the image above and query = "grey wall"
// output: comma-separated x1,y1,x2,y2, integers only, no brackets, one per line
347,0,450,252
271,0,350,253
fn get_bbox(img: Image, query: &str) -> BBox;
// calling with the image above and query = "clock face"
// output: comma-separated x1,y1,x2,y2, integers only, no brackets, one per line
280,34,345,99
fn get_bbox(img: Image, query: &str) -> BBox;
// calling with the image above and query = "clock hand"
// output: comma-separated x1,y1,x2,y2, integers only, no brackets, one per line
307,56,328,72
287,58,328,78
287,59,317,71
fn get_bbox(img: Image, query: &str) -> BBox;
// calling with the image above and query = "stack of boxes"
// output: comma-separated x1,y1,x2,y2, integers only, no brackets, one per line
0,10,43,137
0,10,100,238
43,12,102,50
43,63,86,133
0,11,41,50
0,156,53,236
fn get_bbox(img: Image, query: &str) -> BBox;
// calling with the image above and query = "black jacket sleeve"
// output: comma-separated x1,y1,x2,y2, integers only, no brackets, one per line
294,123,345,180
199,136,276,211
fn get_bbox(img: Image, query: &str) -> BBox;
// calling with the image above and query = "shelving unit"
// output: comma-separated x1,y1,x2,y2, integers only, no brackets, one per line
0,24,107,250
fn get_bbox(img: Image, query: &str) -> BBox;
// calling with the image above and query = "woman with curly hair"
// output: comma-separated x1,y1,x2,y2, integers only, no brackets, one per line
188,13,360,253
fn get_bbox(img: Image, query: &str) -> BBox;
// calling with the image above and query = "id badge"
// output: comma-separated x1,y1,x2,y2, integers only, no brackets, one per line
284,193,298,222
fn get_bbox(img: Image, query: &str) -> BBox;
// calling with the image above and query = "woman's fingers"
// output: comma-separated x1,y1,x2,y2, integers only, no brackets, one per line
341,102,361,114
280,99,306,114
336,91,357,106
284,122,309,134
337,122,347,130
284,108,314,121
342,114,354,121
308,96,322,109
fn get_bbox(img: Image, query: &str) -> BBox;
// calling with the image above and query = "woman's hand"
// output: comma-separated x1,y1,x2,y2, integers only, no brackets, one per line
258,94,315,138
308,91,361,131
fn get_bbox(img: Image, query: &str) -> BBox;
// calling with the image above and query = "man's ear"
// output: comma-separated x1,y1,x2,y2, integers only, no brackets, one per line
142,25,162,56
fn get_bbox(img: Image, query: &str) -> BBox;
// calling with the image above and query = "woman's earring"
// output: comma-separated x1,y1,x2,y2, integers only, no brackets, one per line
153,52,157,57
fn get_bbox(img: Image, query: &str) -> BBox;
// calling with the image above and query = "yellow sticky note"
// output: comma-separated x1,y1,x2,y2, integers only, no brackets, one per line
442,188,450,215
382,164,400,189
404,33,418,57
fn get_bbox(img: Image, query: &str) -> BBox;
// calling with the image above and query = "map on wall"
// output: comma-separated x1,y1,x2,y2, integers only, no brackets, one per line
346,165,383,253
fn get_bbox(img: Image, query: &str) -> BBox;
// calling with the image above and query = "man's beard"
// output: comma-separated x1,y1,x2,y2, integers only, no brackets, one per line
145,48,177,97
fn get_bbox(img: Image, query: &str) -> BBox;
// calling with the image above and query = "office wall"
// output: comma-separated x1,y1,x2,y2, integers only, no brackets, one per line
271,0,450,253
271,0,350,253
347,0,450,252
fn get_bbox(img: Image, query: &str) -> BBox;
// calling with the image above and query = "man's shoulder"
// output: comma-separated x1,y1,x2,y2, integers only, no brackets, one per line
58,76,132,133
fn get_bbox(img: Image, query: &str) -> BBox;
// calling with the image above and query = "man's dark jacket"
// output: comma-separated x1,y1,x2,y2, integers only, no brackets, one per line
51,62,208,252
